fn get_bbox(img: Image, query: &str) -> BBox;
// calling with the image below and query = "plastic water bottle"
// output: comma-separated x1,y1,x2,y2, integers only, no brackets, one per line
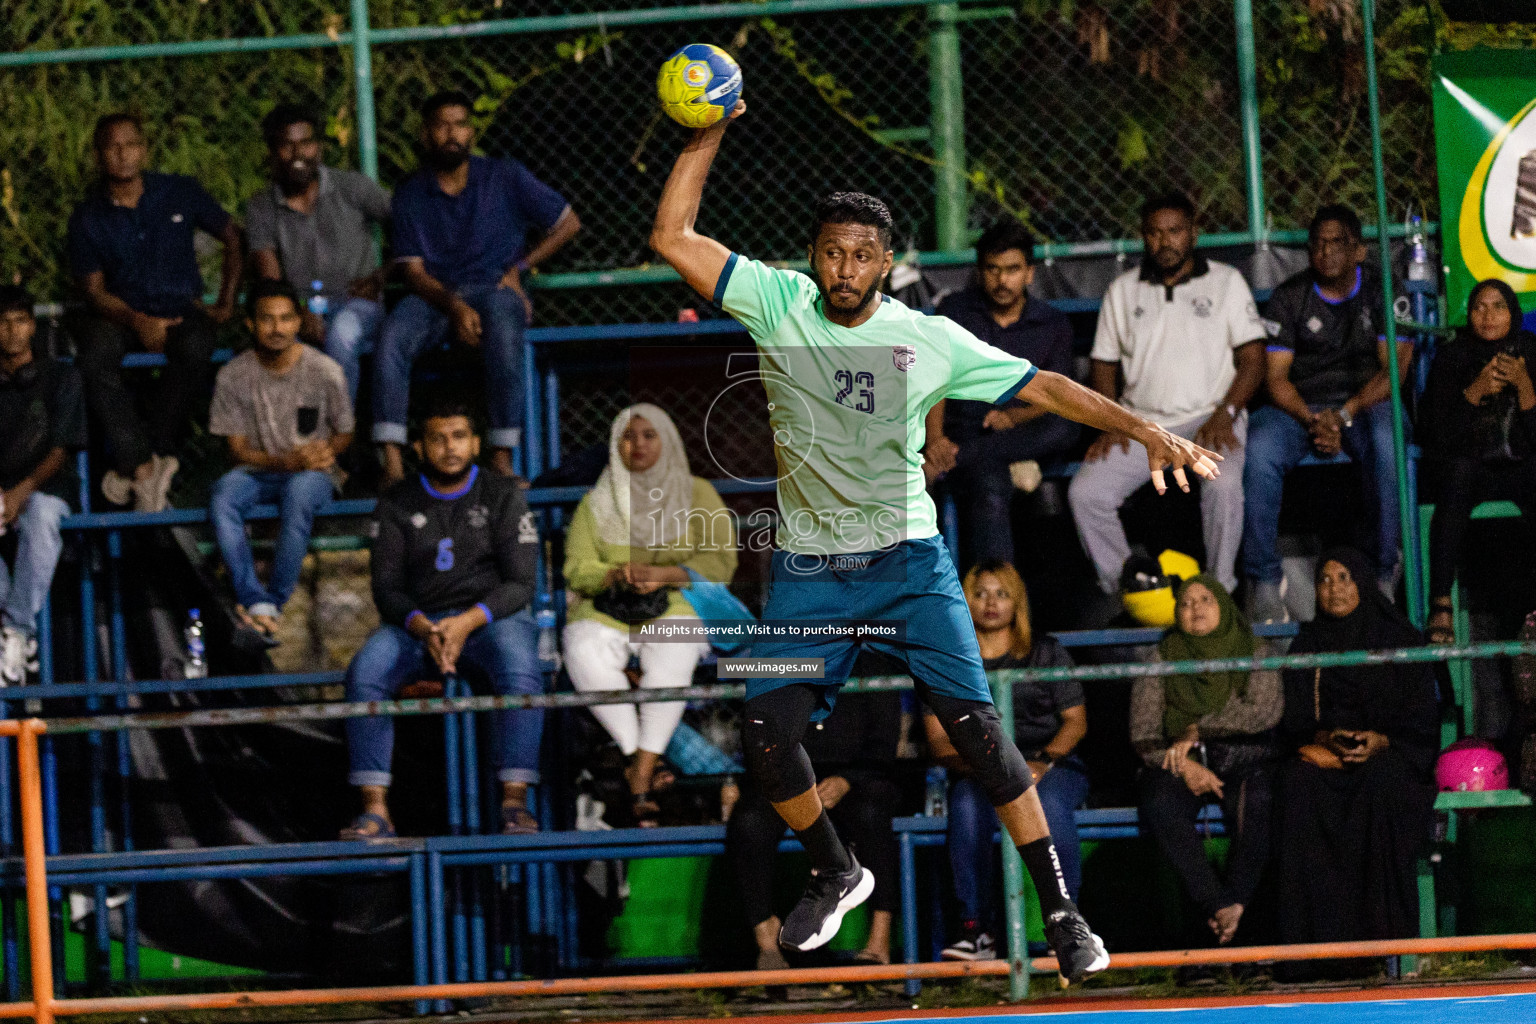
924,765,948,817
536,605,561,671
1405,214,1436,295
183,609,207,680
307,279,329,316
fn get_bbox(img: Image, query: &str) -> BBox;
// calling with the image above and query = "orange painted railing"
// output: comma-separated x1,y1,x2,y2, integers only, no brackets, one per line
3,933,1536,1020
2,718,1535,1022
0,721,55,1024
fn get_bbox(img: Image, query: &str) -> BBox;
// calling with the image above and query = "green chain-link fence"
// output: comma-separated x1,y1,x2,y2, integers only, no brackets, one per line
0,0,1474,326
1257,0,1439,234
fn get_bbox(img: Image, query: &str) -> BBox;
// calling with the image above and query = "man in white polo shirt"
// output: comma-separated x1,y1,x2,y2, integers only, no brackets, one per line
1068,192,1266,598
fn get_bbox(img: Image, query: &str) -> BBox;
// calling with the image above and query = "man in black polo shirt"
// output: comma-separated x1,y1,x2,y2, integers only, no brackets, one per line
924,222,1079,566
66,112,244,513
0,286,86,685
341,398,542,838
1242,205,1412,622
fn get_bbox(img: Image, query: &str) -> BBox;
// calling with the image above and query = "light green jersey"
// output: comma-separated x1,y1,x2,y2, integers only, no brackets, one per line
717,254,1036,555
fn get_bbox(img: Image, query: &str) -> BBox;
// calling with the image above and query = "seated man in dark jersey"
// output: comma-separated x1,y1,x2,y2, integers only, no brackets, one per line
340,398,544,838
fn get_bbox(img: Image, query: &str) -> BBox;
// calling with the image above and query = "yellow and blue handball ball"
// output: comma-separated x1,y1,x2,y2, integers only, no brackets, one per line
657,43,743,129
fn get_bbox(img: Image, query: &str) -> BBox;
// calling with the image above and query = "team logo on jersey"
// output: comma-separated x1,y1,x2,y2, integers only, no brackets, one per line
1307,315,1323,334
1192,296,1213,318
410,512,428,529
1133,306,1145,319
466,504,489,529
892,345,916,372
518,511,538,544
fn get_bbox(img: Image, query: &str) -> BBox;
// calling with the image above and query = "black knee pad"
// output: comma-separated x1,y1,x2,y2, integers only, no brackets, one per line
926,694,1032,806
742,713,817,804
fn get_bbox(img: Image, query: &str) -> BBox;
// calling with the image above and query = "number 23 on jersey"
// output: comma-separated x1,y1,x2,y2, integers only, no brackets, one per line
832,369,875,413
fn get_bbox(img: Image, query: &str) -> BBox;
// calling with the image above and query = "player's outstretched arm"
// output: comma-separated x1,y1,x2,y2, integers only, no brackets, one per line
649,101,746,301
1017,370,1222,494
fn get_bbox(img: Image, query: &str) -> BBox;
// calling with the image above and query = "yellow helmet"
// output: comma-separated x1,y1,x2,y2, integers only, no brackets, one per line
1119,549,1201,628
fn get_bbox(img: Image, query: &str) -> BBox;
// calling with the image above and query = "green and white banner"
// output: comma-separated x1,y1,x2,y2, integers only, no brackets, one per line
1433,49,1536,322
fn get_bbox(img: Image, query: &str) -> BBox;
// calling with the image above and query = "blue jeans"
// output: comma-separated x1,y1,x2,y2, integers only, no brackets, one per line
344,611,544,786
0,493,68,637
210,468,335,615
323,296,384,405
1240,401,1403,584
372,285,526,451
947,758,1090,922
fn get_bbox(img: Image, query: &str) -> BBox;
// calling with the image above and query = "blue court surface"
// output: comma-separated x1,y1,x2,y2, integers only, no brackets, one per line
887,991,1536,1023
653,986,1536,1024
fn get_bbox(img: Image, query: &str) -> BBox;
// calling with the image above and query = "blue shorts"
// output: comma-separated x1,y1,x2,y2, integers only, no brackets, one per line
745,535,992,719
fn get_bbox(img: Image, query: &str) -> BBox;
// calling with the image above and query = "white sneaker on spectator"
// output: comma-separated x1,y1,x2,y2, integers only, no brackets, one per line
134,454,179,513
1247,579,1290,625
100,470,135,507
0,626,35,686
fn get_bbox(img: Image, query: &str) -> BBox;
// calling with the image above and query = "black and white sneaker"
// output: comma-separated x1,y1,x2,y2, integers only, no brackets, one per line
1044,907,1109,986
778,855,874,952
940,922,996,961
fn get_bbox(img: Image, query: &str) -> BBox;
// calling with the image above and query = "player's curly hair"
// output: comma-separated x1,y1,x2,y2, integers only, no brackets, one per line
810,192,893,249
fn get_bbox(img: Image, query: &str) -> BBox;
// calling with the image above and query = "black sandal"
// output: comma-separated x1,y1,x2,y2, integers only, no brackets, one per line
500,803,539,835
631,791,660,828
339,812,396,841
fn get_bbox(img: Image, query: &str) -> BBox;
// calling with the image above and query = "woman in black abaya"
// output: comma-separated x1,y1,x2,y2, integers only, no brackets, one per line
1276,548,1439,962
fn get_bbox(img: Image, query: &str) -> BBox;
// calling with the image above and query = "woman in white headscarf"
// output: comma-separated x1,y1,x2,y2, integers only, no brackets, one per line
563,404,737,824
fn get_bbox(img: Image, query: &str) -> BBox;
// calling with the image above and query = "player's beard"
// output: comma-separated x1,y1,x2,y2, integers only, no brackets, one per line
819,277,882,316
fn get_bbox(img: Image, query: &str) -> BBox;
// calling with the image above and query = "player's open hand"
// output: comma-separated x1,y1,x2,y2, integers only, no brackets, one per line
1144,426,1221,495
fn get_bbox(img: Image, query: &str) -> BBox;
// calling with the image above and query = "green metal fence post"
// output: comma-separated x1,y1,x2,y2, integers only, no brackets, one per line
350,0,379,181
1361,0,1420,615
928,3,967,251
989,673,1030,1000
1232,0,1265,239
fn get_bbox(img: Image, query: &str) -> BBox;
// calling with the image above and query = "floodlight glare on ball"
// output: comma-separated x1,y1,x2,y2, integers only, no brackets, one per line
657,44,743,128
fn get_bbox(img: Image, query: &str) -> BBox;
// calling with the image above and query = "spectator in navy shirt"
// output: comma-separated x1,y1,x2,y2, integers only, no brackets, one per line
0,286,86,686
924,222,1079,567
341,397,543,838
375,91,581,486
1242,205,1411,623
67,113,244,512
